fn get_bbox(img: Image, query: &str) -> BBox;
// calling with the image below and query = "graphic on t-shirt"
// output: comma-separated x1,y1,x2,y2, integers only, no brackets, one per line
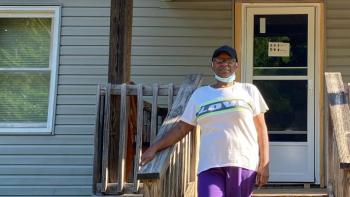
196,99,253,119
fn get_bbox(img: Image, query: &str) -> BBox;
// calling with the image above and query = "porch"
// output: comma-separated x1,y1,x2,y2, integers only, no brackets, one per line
91,73,349,197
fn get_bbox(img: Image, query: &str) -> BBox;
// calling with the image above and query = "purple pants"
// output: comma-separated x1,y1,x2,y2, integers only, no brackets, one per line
198,166,256,197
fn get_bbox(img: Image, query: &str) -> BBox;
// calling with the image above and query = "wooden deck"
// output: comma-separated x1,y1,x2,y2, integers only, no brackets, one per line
253,188,328,197
93,188,328,197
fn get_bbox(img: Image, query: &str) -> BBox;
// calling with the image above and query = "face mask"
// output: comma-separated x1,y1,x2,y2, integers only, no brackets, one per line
215,73,236,83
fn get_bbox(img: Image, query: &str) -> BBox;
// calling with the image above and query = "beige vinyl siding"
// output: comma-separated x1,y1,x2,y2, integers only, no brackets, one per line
0,0,109,196
326,0,350,83
131,0,233,86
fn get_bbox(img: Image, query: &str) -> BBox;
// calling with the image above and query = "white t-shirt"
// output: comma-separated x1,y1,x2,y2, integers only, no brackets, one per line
180,83,269,174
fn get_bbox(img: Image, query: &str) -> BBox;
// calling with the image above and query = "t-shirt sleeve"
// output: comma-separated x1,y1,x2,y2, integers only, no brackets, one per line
180,95,197,126
250,85,269,116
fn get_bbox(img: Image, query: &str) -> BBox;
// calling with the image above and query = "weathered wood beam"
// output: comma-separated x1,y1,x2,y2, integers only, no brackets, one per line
107,0,133,188
108,0,133,84
325,72,350,168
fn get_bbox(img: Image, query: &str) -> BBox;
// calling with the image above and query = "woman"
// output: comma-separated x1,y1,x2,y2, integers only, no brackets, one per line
141,45,269,197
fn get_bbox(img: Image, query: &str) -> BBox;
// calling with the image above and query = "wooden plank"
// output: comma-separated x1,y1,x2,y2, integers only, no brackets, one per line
101,84,111,192
347,83,350,105
180,139,185,196
138,74,202,180
143,180,161,197
343,170,350,197
93,85,103,195
190,127,199,183
133,84,144,192
184,181,196,197
117,84,128,193
252,188,328,196
328,116,335,195
96,183,140,195
106,84,179,96
169,153,175,197
174,145,180,197
325,72,350,168
150,83,159,143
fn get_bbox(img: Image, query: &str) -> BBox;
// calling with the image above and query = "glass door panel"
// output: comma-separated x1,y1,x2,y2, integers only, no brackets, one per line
254,80,307,142
253,14,308,76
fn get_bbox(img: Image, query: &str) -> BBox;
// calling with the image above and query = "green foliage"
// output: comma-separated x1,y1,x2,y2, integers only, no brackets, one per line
0,18,52,124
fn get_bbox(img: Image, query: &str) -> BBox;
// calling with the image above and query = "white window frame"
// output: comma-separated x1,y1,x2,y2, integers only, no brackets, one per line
0,6,61,135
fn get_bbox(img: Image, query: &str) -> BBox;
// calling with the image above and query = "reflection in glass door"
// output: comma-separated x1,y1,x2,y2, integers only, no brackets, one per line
245,6,315,182
253,14,309,142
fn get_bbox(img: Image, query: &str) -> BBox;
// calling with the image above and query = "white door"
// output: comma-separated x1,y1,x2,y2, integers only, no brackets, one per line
243,5,316,182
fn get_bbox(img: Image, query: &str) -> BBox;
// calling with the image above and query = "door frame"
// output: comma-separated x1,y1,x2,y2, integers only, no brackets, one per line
234,2,324,184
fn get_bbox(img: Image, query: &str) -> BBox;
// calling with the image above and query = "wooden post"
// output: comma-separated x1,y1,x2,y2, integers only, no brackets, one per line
325,72,350,197
325,73,350,167
108,0,133,186
92,85,104,195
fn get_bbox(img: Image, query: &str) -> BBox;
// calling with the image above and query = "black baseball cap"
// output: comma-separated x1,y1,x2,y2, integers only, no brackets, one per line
211,45,238,61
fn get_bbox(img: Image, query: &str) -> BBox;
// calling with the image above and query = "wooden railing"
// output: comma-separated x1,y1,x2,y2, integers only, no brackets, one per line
138,75,202,197
92,74,201,196
92,82,179,195
325,72,350,197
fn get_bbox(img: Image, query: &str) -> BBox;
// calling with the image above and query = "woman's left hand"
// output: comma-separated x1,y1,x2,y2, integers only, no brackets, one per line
256,162,269,188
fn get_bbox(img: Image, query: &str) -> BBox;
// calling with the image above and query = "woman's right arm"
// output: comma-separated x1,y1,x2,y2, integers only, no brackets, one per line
140,120,194,165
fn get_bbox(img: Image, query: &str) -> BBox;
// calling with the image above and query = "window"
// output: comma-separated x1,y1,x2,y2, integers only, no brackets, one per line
0,6,60,134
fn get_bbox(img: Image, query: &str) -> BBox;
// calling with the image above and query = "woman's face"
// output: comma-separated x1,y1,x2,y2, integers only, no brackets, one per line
211,53,238,78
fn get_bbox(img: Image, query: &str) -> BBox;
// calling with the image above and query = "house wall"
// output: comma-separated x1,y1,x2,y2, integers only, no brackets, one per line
0,0,110,196
326,0,350,83
131,0,233,86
